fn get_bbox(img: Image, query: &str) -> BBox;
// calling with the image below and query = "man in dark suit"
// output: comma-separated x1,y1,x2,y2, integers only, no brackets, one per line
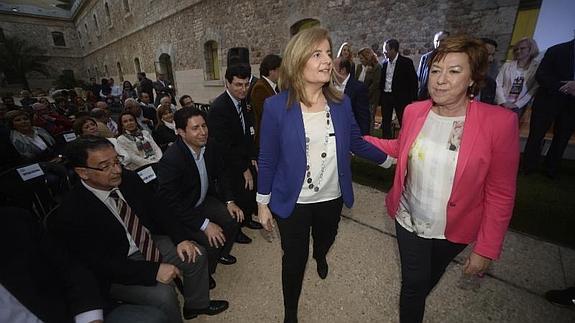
334,57,371,135
1,207,168,323
250,54,282,150
158,107,243,287
48,136,229,322
417,31,449,100
137,72,155,104
153,73,175,106
208,64,263,243
380,38,418,138
523,38,575,178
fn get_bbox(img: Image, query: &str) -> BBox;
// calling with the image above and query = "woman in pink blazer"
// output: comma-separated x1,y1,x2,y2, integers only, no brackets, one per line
364,35,520,323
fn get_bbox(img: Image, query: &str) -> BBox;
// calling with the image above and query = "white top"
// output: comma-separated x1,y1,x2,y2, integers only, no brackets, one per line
81,181,140,255
396,110,465,239
384,55,398,92
335,74,350,93
297,107,341,204
30,133,48,151
117,130,163,171
358,65,368,82
495,60,540,109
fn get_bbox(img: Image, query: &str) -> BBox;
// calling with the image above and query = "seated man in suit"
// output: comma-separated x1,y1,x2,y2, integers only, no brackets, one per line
0,207,169,323
208,64,263,243
157,107,243,288
334,57,371,135
48,136,229,322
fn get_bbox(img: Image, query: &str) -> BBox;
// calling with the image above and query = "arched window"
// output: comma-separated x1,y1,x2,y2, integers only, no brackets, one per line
123,0,130,13
134,57,141,73
77,30,82,46
105,3,112,26
0,28,5,43
51,31,66,47
94,66,99,78
117,62,124,82
104,64,109,77
290,18,320,36
204,41,220,80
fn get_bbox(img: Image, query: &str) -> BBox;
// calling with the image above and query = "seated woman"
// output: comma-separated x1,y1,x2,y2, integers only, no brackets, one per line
6,110,57,163
72,116,131,167
153,105,178,151
116,111,162,170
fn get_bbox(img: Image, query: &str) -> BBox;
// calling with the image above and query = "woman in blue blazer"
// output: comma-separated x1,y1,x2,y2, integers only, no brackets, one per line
256,27,389,323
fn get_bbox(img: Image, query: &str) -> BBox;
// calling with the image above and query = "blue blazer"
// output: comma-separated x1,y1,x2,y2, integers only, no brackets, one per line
257,91,388,218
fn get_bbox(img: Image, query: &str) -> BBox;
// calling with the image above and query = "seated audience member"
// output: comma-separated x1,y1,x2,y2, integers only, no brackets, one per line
90,107,116,138
158,107,243,288
495,37,540,116
250,54,282,150
153,105,178,151
6,109,57,162
159,95,177,112
334,57,371,135
122,81,138,102
99,78,112,100
31,102,73,136
1,95,21,111
1,207,169,323
19,90,38,109
95,101,118,135
137,72,155,104
48,136,229,322
85,90,99,107
73,116,132,167
75,96,91,113
117,111,163,170
179,95,195,109
38,97,56,111
124,98,154,132
54,96,78,117
89,78,102,102
138,92,157,112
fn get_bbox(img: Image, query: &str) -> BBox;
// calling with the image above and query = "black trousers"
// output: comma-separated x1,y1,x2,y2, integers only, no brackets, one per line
185,196,240,274
230,166,257,224
381,92,407,139
275,197,343,319
523,95,575,174
395,221,467,323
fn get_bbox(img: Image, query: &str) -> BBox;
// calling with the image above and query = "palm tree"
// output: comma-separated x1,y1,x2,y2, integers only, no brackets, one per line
0,36,51,90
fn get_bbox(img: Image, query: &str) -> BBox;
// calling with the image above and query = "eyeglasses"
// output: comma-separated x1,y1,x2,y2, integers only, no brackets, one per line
81,156,124,172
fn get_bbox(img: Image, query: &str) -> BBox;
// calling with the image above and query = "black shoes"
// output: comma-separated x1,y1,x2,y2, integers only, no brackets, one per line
218,254,237,265
183,300,229,319
235,230,252,244
545,287,575,307
209,276,216,290
244,218,263,230
316,258,328,279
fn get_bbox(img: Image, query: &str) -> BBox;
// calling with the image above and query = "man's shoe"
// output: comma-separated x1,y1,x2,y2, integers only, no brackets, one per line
235,230,252,244
183,300,229,318
317,258,328,279
545,287,575,307
218,254,237,265
244,219,263,230
209,276,216,290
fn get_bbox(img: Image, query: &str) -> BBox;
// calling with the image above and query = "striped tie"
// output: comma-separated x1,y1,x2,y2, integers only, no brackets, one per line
109,190,161,262
237,102,246,134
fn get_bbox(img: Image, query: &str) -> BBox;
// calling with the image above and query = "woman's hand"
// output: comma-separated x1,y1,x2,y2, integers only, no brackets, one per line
258,203,275,232
463,252,491,275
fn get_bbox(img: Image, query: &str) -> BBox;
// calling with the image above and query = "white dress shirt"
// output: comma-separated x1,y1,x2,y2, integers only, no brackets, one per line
384,55,398,92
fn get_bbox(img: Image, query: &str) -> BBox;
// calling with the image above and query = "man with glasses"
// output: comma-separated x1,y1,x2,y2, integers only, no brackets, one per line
48,136,229,322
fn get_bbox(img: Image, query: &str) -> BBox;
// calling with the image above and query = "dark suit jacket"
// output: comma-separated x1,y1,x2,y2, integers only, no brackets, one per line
533,39,575,110
153,124,178,151
355,64,382,107
138,77,154,103
48,170,189,293
344,77,371,135
479,76,497,105
417,50,433,100
207,92,257,175
157,137,234,231
250,78,276,149
246,75,259,105
380,55,418,108
1,207,102,323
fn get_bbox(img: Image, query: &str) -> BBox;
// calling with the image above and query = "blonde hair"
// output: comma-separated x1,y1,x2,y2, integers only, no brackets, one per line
513,37,539,62
279,27,342,107
358,47,379,66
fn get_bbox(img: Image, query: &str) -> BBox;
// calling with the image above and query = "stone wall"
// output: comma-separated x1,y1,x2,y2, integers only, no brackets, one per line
2,0,520,102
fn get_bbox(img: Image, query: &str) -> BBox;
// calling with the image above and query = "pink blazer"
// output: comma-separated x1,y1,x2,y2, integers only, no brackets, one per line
364,100,519,259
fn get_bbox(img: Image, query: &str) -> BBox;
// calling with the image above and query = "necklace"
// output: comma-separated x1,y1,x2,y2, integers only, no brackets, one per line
304,105,331,193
